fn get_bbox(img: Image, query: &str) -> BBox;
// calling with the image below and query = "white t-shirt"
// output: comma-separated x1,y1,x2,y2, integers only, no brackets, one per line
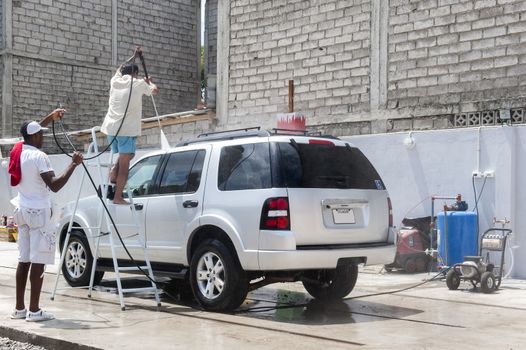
101,71,156,137
18,144,54,209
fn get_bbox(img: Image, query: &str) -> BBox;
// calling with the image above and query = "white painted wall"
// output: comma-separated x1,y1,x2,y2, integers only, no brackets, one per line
1,127,525,278
346,125,525,278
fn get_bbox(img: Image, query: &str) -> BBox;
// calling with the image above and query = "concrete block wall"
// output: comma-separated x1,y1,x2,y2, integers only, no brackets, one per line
227,0,372,128
1,0,200,150
205,0,218,107
224,0,526,134
0,1,4,49
206,0,218,76
117,0,200,116
11,0,112,64
389,0,526,114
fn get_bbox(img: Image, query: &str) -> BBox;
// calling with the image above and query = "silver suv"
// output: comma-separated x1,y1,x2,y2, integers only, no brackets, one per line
58,128,395,311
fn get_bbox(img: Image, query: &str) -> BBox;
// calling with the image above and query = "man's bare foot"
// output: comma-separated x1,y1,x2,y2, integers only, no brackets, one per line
112,198,129,205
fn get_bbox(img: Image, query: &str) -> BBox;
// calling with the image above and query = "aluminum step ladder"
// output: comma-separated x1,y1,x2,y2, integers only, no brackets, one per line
51,126,161,311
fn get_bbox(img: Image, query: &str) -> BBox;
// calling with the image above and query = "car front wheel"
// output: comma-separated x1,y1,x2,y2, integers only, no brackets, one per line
189,239,248,311
302,264,358,300
62,230,104,287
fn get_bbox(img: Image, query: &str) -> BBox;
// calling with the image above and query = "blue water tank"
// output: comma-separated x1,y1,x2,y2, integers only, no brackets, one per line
437,211,478,266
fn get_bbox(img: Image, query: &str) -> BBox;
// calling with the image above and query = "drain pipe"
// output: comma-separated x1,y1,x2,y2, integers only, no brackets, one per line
475,126,482,176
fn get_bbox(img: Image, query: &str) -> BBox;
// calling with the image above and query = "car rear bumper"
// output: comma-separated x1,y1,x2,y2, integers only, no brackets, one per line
258,243,395,270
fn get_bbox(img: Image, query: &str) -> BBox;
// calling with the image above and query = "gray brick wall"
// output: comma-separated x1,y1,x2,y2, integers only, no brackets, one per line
12,0,112,64
117,0,199,116
2,0,200,148
388,0,526,113
206,0,218,76
0,1,4,49
225,0,526,135
11,57,109,131
228,0,371,127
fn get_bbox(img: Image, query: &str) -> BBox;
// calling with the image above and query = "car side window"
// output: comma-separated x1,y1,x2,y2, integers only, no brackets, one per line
159,150,205,194
218,143,271,191
127,155,162,197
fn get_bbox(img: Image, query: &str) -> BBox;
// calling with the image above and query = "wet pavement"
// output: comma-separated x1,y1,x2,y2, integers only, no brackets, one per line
0,241,525,349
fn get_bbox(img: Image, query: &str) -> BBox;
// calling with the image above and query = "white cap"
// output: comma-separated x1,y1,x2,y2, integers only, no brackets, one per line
25,121,48,135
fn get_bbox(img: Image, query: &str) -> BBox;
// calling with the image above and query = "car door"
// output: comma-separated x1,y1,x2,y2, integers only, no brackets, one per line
99,153,163,260
145,146,210,262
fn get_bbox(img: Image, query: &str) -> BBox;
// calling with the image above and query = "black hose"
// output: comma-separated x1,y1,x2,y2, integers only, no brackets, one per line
54,74,134,161
237,268,450,314
471,174,488,242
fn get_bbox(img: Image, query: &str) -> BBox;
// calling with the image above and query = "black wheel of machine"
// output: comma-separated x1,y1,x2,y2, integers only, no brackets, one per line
415,257,427,273
302,264,358,300
480,271,496,293
446,269,461,290
404,258,416,273
61,230,104,287
189,239,248,311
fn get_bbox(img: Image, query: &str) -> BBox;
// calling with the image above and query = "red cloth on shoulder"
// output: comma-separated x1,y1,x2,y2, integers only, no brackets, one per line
8,141,24,186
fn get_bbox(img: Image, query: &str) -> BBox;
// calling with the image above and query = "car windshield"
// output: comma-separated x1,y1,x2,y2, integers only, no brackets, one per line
275,141,385,190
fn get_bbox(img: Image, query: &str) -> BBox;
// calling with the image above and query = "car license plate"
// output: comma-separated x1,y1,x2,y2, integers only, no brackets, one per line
332,208,355,224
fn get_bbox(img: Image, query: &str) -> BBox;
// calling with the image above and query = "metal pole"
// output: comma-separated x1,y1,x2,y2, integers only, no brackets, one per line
288,80,294,113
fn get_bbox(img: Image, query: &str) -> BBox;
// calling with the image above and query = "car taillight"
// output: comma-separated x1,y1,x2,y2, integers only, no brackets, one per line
387,197,393,227
260,197,290,230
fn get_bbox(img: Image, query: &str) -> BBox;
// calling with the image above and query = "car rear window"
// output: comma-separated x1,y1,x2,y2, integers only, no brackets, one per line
275,141,385,190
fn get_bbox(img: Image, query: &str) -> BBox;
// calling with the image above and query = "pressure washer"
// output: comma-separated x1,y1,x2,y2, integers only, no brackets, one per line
446,219,512,293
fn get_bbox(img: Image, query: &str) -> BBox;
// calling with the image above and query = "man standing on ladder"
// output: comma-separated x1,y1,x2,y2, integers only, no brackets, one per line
10,109,83,321
101,46,159,204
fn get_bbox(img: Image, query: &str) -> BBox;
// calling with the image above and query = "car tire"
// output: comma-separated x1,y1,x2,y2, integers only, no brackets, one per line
62,230,104,287
302,264,358,300
446,269,461,290
189,239,248,311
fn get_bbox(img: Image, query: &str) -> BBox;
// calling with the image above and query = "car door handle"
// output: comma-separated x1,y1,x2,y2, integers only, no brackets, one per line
134,203,144,211
183,200,198,208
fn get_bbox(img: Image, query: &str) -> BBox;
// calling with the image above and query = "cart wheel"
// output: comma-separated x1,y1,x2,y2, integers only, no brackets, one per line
404,258,416,273
415,257,427,272
446,269,461,290
480,272,496,293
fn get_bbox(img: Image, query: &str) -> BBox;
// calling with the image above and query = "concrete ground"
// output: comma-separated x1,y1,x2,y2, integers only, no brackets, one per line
0,241,525,350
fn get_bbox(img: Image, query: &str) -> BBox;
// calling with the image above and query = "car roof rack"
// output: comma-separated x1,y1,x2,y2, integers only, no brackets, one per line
270,128,340,139
177,127,341,147
177,127,270,146
270,128,309,135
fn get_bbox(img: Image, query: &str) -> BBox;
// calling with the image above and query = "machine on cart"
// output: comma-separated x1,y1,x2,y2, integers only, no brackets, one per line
446,227,512,293
384,216,433,273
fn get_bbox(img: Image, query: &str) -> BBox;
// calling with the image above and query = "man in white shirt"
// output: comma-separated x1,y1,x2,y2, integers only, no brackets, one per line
11,109,83,322
101,47,159,204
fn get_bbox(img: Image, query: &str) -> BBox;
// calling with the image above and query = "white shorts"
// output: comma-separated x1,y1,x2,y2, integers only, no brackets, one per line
14,207,56,265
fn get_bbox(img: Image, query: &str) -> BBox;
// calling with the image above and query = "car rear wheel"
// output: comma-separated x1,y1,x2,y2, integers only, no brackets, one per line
189,239,248,311
62,230,104,287
302,264,358,300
